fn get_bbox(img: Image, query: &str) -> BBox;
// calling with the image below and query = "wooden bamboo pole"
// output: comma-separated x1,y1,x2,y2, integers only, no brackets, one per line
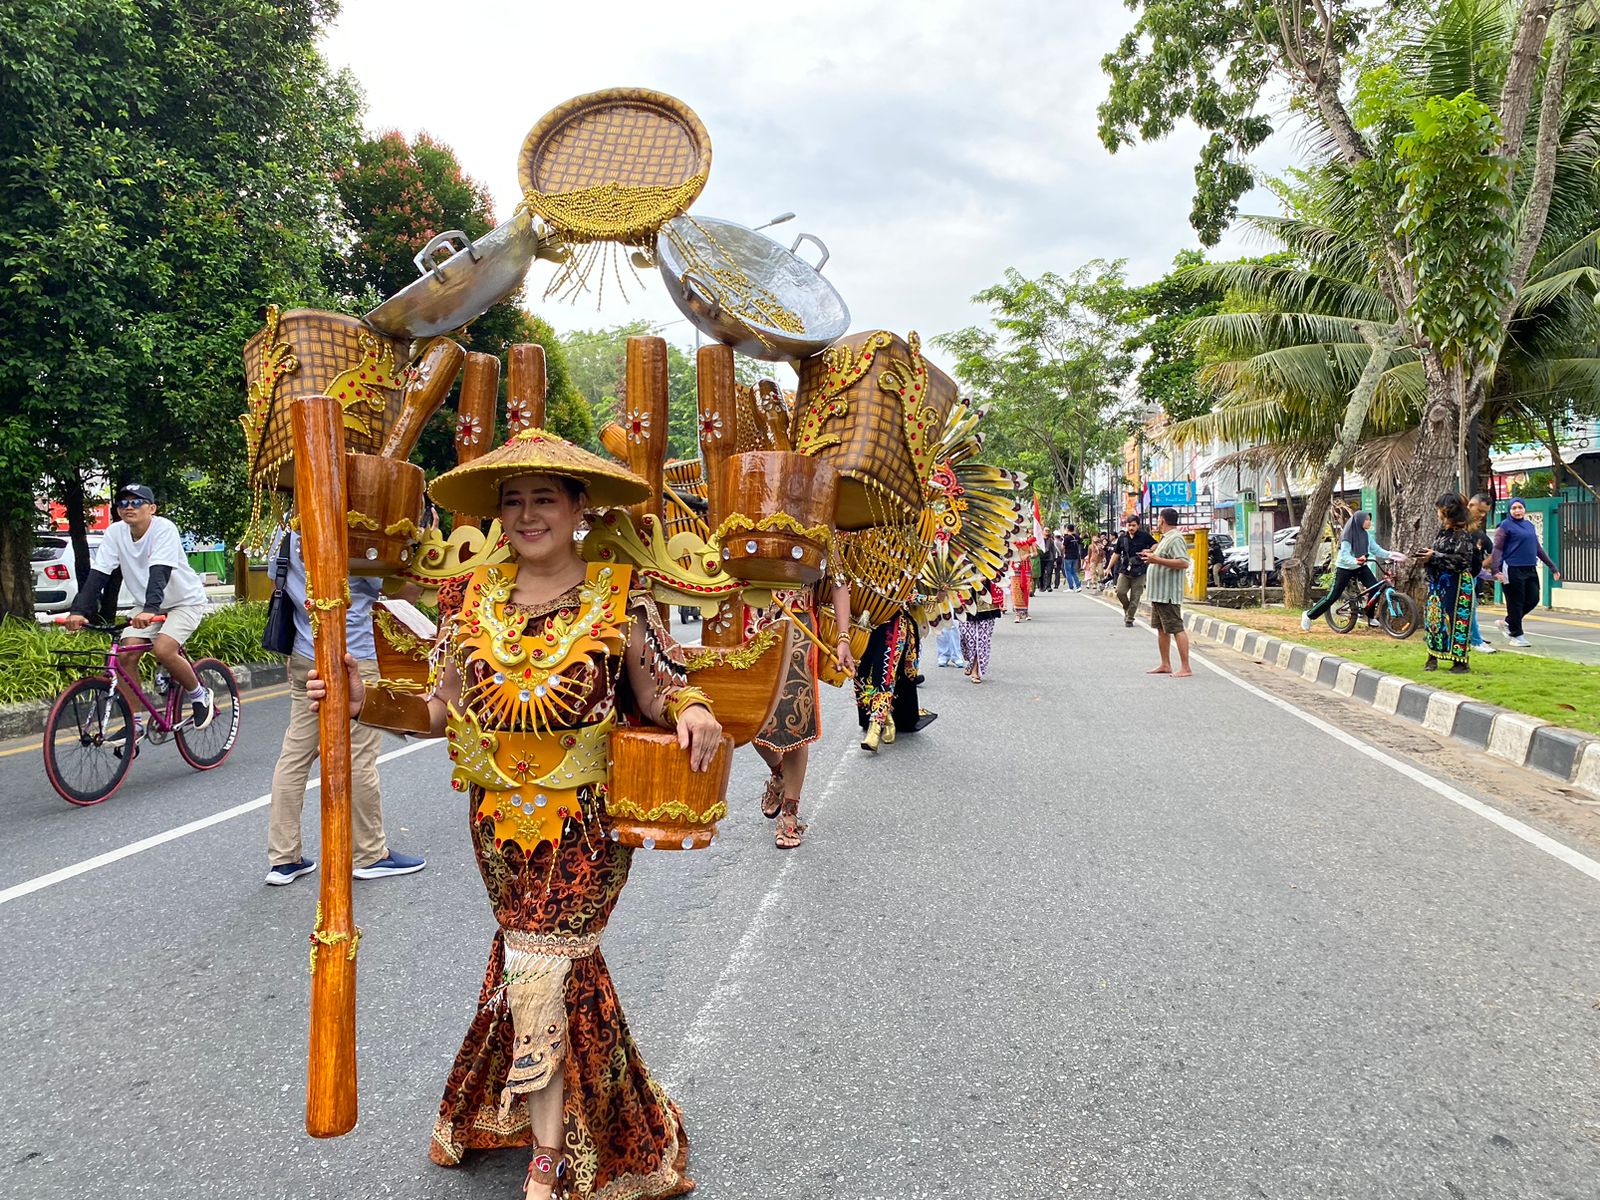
623,336,670,527
696,344,744,649
452,351,501,531
291,395,358,1139
507,343,547,433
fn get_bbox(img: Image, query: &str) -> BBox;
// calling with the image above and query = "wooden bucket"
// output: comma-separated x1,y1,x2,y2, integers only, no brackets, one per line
346,453,424,575
682,617,790,745
791,330,957,529
717,451,836,587
607,727,733,850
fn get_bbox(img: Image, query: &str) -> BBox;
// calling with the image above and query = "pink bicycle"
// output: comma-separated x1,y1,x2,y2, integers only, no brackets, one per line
42,616,242,805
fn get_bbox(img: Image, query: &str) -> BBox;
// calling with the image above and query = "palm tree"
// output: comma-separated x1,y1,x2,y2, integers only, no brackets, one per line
1163,2,1600,602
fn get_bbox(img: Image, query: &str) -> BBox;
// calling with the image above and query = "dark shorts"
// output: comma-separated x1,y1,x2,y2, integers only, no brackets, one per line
1150,601,1183,634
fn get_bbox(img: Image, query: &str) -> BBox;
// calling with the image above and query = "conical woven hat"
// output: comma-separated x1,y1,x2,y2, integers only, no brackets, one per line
428,427,651,518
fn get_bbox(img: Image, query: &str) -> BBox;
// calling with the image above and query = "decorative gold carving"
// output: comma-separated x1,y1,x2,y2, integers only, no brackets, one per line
403,521,512,586
444,704,522,793
681,621,785,671
581,510,742,608
709,511,832,550
322,332,414,438
793,330,893,455
877,331,940,485
308,902,362,976
606,796,728,824
373,608,429,660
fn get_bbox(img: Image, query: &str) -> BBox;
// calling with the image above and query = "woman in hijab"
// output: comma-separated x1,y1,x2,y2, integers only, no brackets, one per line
1299,510,1399,632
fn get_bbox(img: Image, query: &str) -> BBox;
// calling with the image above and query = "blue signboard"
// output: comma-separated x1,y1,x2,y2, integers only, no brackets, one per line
1146,480,1197,507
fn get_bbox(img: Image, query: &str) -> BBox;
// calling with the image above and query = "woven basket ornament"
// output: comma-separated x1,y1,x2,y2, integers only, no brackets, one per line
518,88,712,300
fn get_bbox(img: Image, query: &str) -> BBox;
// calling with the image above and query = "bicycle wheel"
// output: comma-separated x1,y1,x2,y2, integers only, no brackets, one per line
42,677,135,806
1324,591,1359,633
176,658,242,770
1380,589,1419,640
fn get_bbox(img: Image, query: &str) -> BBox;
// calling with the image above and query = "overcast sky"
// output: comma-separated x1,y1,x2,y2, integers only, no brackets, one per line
319,0,1292,375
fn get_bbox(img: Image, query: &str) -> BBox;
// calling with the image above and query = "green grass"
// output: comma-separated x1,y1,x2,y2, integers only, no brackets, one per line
1206,604,1600,736
0,603,281,707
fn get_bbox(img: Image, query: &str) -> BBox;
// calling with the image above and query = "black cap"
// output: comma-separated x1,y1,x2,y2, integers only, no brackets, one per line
116,484,156,504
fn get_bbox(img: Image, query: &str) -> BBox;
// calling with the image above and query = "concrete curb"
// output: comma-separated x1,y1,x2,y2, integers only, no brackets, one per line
1177,606,1600,801
0,661,288,742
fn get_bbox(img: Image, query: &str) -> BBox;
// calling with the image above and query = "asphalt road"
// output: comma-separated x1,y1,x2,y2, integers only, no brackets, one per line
1490,604,1600,666
3,599,1599,1199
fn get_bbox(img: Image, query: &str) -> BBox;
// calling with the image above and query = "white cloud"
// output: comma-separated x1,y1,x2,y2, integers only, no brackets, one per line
319,0,1294,375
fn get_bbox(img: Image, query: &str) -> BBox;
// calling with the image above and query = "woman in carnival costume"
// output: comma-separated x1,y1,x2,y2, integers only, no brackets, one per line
752,575,855,849
311,428,720,1199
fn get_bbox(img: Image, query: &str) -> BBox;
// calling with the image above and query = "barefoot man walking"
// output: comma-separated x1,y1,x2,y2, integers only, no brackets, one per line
1141,507,1193,678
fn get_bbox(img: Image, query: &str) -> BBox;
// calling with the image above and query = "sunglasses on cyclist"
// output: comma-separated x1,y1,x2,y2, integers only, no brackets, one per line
115,497,149,509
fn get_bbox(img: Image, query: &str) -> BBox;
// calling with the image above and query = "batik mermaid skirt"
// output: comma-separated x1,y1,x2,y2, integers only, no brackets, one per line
430,800,691,1200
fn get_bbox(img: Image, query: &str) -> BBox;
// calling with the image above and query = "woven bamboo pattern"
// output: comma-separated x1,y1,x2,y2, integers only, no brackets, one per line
792,331,957,528
518,89,710,236
243,310,408,485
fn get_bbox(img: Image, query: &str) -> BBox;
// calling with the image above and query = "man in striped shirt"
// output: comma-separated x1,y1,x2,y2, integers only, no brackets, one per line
1140,507,1193,678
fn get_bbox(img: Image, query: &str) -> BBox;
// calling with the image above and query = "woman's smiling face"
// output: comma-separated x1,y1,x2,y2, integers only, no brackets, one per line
498,473,586,563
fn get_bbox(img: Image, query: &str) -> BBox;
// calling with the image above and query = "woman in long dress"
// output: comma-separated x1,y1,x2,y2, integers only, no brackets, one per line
752,579,854,849
1419,492,1482,675
312,431,722,1200
961,580,1004,683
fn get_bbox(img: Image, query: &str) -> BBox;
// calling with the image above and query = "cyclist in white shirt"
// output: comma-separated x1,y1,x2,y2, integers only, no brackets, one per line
64,484,215,731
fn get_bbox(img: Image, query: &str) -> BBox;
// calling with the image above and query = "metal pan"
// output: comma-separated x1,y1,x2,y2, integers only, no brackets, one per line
364,209,540,339
656,216,849,363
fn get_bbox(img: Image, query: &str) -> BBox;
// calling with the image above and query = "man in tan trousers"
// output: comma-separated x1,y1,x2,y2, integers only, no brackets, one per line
265,531,425,885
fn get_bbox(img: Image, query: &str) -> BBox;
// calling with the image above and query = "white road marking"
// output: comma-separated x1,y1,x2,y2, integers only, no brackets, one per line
659,746,854,1086
0,739,441,907
1104,596,1600,885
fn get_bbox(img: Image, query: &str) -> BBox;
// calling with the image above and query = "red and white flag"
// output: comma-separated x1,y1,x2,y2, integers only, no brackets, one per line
1032,495,1046,545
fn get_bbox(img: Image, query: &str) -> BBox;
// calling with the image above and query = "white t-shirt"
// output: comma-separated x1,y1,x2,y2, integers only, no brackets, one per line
90,516,208,611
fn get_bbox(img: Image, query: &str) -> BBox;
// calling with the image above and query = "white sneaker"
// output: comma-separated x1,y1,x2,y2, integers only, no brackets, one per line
1473,641,1498,654
1496,618,1510,636
1299,614,1313,632
1508,636,1531,647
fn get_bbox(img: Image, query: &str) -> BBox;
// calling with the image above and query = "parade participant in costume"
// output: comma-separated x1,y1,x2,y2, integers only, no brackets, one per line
961,581,1005,684
309,430,721,1200
753,577,856,849
1010,538,1035,620
852,606,934,751
1419,492,1482,675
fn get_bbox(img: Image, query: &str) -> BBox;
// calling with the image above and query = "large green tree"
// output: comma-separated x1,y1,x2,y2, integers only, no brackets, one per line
935,263,1137,513
0,0,363,617
1100,0,1588,562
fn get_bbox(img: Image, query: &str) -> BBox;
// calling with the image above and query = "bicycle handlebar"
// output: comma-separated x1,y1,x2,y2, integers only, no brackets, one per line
51,614,166,634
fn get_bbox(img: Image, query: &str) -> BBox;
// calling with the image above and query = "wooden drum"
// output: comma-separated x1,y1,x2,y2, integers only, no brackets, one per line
346,453,424,575
717,451,837,587
607,727,733,850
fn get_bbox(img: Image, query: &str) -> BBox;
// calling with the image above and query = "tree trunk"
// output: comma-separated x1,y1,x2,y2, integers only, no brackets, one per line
1282,324,1401,608
1393,353,1458,593
0,516,33,621
63,473,92,589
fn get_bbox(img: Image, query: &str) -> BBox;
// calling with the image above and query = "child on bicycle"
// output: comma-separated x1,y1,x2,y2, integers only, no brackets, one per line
63,484,215,732
1300,510,1401,632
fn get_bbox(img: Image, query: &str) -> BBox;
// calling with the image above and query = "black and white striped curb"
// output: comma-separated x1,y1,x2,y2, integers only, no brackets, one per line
1179,610,1600,800
0,662,288,743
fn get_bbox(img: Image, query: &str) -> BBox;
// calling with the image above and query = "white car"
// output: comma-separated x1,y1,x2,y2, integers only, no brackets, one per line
31,532,136,616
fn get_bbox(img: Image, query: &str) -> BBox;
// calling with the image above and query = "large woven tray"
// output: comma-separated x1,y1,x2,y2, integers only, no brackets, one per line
518,88,711,236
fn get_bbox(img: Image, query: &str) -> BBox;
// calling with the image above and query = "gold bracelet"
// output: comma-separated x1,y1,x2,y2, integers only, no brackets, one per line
662,686,714,726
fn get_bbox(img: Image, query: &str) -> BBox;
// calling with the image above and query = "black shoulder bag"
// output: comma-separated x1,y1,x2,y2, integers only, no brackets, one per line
260,541,296,656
